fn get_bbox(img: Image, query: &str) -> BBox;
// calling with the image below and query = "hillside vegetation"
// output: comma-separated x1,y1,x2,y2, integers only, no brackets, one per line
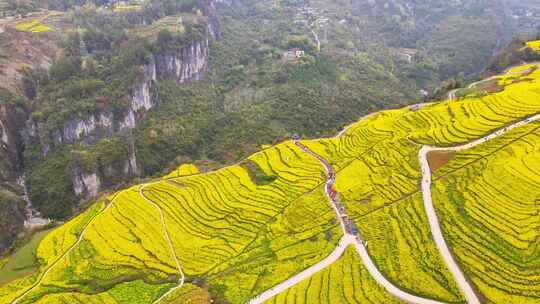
0,0,527,257
1,55,540,303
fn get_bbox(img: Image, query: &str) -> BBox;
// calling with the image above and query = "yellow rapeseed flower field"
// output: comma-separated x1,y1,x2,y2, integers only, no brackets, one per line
267,247,404,304
526,40,540,52
297,61,540,303
162,163,199,179
431,120,540,303
15,20,52,33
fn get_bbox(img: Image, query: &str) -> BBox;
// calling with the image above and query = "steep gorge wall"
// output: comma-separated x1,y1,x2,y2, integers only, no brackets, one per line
57,0,222,199
0,105,26,178
0,0,221,254
0,105,27,253
28,32,213,200
40,40,209,148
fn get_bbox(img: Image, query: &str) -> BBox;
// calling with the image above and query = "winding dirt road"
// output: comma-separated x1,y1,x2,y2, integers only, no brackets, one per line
419,112,540,304
247,235,357,304
353,241,444,304
447,89,458,100
248,140,445,304
12,90,540,304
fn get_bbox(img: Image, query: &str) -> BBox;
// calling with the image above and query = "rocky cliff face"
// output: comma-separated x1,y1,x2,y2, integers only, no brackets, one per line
0,0,221,254
40,40,209,149
155,41,209,83
0,104,28,253
0,189,26,253
0,105,25,178
203,0,222,39
26,33,212,200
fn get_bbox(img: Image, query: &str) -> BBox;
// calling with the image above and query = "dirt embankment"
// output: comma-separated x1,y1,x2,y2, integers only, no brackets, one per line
427,151,455,172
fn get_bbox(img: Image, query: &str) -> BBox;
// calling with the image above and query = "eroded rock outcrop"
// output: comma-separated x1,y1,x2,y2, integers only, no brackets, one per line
155,41,209,83
0,104,28,253
0,104,26,177
27,31,213,200
41,38,209,150
0,0,222,255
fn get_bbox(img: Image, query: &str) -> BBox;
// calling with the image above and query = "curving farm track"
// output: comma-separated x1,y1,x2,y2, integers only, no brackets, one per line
251,107,540,304
139,184,185,304
248,140,446,304
11,183,186,304
419,112,540,304
10,73,540,303
11,192,123,304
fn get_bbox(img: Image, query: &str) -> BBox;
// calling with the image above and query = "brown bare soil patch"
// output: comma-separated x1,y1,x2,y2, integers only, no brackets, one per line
475,79,504,93
427,151,455,172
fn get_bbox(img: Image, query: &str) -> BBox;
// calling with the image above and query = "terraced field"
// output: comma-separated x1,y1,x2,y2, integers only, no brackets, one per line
525,40,540,52
14,20,52,33
267,247,403,304
431,121,540,304
297,64,540,302
162,163,199,179
1,60,540,303
2,142,342,304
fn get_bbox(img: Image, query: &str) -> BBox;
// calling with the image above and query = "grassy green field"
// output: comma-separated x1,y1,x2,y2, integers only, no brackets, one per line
0,229,54,285
1,59,540,302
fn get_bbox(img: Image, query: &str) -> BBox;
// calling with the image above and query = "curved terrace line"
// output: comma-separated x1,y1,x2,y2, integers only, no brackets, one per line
448,62,540,100
419,112,540,304
11,69,540,303
247,235,356,304
248,141,445,304
11,182,186,304
11,192,123,304
139,184,186,304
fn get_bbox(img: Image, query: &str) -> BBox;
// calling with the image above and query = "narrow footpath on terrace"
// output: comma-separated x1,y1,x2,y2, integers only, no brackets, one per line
11,183,186,304
247,140,445,304
419,112,540,304
139,184,185,304
11,192,123,304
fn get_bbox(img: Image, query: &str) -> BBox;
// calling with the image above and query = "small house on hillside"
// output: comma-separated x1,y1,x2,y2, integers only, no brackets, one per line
283,48,305,60
393,48,418,64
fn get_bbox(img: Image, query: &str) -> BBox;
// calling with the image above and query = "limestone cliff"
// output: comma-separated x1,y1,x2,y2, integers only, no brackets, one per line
0,0,221,254
0,104,27,253
39,39,209,149
26,29,213,200
0,104,25,178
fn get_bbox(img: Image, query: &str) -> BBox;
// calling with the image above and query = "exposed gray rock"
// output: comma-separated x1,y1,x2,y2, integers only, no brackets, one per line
155,41,209,83
34,38,211,200
0,104,26,178
72,169,100,197
45,39,209,149
0,0,221,254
